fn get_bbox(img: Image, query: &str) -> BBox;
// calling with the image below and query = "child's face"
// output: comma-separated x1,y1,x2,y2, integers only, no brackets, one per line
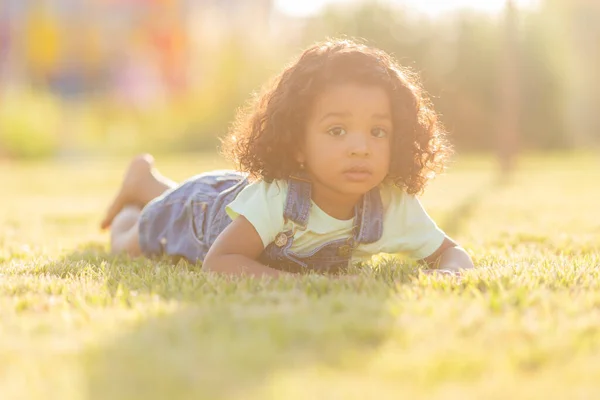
299,82,393,199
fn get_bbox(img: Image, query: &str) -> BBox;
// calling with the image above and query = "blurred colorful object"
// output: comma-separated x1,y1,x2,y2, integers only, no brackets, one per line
0,0,598,158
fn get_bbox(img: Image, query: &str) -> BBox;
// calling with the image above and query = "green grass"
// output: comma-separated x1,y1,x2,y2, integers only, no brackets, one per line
2,152,600,399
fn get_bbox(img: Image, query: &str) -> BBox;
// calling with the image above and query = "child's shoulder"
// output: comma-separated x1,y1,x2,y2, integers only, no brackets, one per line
378,183,430,219
378,183,411,206
246,177,288,190
226,178,288,222
238,178,289,200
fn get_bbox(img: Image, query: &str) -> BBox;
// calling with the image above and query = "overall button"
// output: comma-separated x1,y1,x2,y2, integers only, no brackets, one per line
275,232,288,247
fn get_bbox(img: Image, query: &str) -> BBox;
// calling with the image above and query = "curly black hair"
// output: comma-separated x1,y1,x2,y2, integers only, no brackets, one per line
222,38,452,194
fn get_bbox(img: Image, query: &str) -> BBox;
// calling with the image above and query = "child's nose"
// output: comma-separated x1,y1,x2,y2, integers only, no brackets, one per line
348,132,370,157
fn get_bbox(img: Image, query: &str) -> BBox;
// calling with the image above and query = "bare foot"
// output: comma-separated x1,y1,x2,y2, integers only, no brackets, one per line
100,154,176,230
110,205,142,255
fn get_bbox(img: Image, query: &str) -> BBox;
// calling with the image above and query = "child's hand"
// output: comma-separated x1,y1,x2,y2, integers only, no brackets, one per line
421,269,462,278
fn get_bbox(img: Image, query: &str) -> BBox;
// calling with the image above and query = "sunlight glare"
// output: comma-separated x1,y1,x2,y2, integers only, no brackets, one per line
274,0,356,17
401,0,540,16
275,0,540,17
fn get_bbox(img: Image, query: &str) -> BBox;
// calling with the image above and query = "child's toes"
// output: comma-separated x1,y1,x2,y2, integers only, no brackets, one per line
100,193,126,230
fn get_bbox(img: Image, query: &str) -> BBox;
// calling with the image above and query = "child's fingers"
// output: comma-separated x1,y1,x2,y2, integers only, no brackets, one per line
421,269,461,277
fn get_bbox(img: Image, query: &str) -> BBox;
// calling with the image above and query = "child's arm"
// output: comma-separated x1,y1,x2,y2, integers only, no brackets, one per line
421,237,474,272
203,216,293,278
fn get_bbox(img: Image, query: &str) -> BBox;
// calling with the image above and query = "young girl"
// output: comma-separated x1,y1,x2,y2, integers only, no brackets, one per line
101,39,474,277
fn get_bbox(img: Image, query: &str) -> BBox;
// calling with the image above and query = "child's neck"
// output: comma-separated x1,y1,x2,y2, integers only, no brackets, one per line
311,187,362,221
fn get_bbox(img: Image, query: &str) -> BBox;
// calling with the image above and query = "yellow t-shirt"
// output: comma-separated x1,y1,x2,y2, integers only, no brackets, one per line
225,180,445,262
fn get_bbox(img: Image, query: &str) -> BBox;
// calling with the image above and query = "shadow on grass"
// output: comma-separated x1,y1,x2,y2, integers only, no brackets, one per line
41,243,204,296
46,244,408,399
84,282,396,400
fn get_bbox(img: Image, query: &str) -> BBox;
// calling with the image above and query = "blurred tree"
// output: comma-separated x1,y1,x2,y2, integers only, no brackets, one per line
443,13,501,150
518,8,567,149
498,0,519,175
544,0,600,147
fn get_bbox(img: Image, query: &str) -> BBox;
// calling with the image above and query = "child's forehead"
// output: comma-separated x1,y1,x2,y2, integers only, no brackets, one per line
314,82,390,104
309,83,392,116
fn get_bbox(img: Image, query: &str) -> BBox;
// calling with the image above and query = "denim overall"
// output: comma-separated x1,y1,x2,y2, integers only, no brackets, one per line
138,171,384,273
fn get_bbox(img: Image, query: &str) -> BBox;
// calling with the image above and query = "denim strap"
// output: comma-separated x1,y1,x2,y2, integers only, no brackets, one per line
354,187,384,244
283,173,312,228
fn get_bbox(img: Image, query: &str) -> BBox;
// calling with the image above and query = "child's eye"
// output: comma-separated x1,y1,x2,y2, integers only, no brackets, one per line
371,127,388,138
327,127,347,137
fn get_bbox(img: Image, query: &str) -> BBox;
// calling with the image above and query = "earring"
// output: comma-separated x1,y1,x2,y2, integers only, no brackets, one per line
299,162,305,170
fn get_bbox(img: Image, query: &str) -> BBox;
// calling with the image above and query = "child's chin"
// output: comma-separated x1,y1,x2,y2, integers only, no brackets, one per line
340,182,378,195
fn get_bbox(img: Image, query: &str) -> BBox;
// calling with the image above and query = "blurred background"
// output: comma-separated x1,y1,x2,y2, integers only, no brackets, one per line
0,0,599,162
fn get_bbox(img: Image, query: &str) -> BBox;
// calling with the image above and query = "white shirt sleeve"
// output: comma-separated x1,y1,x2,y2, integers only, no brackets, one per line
225,180,287,248
377,186,446,260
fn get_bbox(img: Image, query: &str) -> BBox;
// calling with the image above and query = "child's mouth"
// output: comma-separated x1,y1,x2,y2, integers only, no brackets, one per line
343,167,373,182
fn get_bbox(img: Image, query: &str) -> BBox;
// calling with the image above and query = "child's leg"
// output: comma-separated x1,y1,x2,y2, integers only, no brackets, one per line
101,154,177,230
110,205,142,256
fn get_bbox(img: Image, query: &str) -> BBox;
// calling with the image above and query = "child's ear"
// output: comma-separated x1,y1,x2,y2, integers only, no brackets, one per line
295,151,305,164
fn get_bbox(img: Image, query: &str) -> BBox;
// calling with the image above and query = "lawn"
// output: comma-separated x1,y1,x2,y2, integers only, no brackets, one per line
1,152,600,399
